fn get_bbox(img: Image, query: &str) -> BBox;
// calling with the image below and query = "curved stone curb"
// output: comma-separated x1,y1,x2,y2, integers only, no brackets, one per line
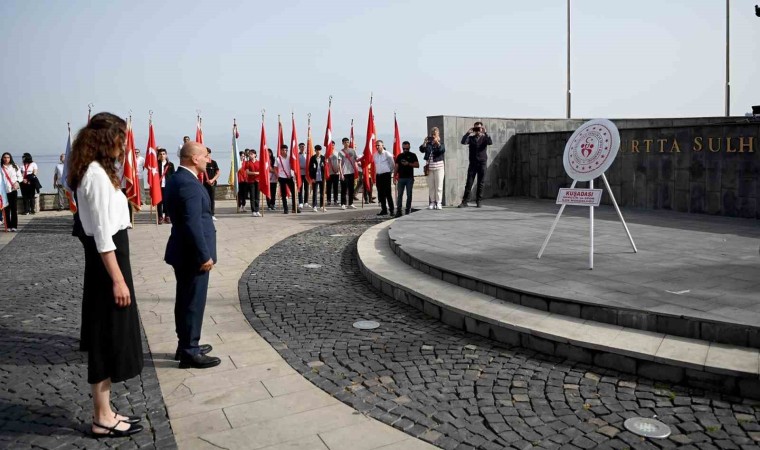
358,220,760,399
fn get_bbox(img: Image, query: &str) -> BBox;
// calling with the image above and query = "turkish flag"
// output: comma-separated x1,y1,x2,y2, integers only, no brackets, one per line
145,121,161,206
362,105,376,191
123,118,142,211
195,118,204,144
258,122,271,199
323,107,333,182
290,116,301,190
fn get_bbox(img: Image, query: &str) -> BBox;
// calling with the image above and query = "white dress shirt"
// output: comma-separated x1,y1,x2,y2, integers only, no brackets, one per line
373,151,395,175
275,156,292,179
1,164,23,191
76,161,131,253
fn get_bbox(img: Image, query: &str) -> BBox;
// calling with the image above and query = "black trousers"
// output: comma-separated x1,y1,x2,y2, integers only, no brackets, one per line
238,181,248,207
376,172,394,213
157,187,167,217
204,184,216,215
341,173,355,206
311,181,324,207
5,190,18,228
298,176,309,204
278,177,297,211
267,182,277,208
327,174,339,204
21,182,35,213
173,266,209,358
463,161,487,203
247,182,260,212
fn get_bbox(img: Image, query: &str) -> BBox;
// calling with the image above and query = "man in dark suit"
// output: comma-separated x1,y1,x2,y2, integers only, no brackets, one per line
163,142,221,369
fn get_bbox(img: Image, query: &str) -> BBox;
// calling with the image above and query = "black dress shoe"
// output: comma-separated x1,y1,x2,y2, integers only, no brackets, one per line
476,202,482,208
377,211,388,216
458,202,469,208
91,421,143,438
174,344,213,361
179,354,222,369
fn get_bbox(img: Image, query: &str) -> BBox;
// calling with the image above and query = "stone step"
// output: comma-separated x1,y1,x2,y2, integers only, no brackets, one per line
357,220,760,399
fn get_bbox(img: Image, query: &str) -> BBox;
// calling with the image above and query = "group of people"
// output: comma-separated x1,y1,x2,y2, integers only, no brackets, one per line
65,113,494,440
1,152,43,231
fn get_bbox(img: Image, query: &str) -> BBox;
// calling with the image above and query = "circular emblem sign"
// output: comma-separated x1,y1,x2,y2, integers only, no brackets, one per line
563,119,620,181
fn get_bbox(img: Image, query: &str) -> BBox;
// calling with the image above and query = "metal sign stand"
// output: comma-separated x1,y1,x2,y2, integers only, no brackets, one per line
537,173,637,269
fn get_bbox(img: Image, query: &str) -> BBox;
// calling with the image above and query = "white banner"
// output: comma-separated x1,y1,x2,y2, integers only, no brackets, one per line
556,188,603,206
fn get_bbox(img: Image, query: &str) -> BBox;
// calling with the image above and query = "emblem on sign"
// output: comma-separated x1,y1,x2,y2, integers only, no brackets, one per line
563,119,620,182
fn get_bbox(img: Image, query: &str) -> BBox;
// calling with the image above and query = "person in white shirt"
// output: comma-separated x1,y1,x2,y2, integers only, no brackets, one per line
1,152,22,231
53,153,66,210
272,145,298,214
373,140,395,216
19,153,39,214
68,112,144,438
135,148,145,195
338,138,358,209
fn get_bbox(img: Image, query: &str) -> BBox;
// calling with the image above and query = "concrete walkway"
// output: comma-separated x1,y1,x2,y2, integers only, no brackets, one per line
129,199,437,450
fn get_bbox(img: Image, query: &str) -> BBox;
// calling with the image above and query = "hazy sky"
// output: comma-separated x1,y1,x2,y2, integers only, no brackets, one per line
1,0,758,161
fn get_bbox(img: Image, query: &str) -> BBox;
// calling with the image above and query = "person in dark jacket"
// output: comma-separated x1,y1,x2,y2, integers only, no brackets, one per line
157,148,175,224
309,145,325,211
459,121,493,208
419,127,445,210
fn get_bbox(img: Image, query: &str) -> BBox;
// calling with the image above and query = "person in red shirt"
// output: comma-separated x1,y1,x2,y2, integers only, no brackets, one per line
244,149,261,217
237,150,249,212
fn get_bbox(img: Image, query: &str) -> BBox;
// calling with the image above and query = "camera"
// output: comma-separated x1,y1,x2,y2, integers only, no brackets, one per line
473,127,481,133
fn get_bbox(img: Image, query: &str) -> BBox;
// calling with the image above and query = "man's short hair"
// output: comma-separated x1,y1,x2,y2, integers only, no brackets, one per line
402,141,410,146
376,140,384,145
183,136,190,140
158,148,167,154
281,144,288,150
206,147,212,153
299,142,305,146
341,138,350,143
251,149,257,154
474,121,483,126
315,145,322,151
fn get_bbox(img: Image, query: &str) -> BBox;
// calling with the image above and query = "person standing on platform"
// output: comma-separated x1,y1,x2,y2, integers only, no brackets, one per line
309,145,325,212
420,127,445,210
297,142,309,209
201,147,220,220
326,144,340,207
53,153,66,210
157,148,175,224
245,149,261,217
273,145,298,214
164,141,220,369
178,136,190,156
237,150,248,212
135,148,145,199
20,153,39,215
373,140,395,216
267,148,277,211
459,121,492,208
338,138,358,210
68,112,144,437
1,153,21,231
395,141,419,217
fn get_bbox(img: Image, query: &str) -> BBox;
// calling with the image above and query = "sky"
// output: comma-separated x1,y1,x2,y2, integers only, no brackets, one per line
0,0,758,182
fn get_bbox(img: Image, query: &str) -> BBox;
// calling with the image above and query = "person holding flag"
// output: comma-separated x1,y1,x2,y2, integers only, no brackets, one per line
272,145,298,214
145,115,162,221
257,113,272,211
157,148,175,224
244,149,261,217
297,143,309,209
288,115,302,212
338,138,358,210
309,145,325,212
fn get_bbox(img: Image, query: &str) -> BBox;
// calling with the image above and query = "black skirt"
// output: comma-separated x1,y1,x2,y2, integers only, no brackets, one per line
79,228,143,384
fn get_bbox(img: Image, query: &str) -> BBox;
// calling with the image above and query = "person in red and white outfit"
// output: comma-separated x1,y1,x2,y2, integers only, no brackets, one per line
157,148,175,224
1,152,22,231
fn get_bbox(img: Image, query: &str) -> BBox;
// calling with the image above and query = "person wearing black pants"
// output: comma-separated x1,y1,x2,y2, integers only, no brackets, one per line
1,152,21,231
297,143,309,208
338,138,358,209
273,145,298,213
202,148,220,219
243,150,261,216
157,149,175,224
459,121,493,208
373,141,395,215
309,145,325,211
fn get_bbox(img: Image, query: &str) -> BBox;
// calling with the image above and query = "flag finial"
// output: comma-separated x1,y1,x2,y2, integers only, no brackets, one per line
370,93,373,106
328,95,333,107
308,112,311,126
149,110,153,124
67,122,70,132
261,109,265,121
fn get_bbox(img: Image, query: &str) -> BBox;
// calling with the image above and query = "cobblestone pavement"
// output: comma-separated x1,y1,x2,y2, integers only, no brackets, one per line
240,219,760,450
0,217,176,449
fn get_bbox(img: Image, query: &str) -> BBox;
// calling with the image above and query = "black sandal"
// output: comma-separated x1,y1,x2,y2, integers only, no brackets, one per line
91,421,143,438
115,412,142,424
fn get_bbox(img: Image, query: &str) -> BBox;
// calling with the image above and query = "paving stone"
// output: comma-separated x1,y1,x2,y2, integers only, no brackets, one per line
237,218,760,450
0,217,175,449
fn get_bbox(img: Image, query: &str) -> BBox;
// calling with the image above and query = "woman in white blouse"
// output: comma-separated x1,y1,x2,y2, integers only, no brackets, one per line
1,153,22,231
68,112,143,438
19,152,39,214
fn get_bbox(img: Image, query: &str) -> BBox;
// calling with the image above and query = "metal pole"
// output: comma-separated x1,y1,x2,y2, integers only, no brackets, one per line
566,0,571,119
725,0,730,117
589,179,594,270
537,179,578,259
601,173,637,253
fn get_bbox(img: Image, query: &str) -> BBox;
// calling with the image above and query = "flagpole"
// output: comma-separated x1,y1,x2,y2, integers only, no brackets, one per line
149,111,157,225
322,96,331,213
261,109,267,218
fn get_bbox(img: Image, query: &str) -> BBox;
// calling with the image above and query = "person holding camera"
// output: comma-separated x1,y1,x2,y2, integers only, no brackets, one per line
459,121,492,208
419,127,445,210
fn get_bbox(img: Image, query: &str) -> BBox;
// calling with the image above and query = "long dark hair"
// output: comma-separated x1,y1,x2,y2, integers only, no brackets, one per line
68,112,126,190
1,152,18,171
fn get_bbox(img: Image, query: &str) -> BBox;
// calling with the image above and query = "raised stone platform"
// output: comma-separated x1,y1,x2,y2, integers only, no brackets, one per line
387,199,760,347
357,198,760,398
